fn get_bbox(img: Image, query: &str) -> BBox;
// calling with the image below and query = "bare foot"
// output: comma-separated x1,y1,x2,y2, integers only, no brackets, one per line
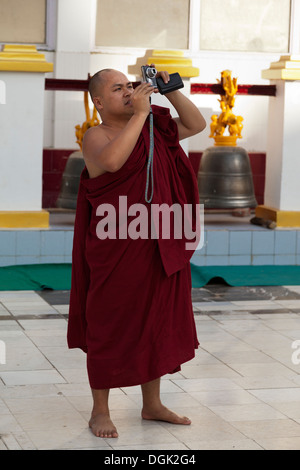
89,413,118,438
142,404,191,425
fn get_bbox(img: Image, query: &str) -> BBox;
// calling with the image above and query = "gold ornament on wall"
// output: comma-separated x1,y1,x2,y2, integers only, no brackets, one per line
75,91,100,151
209,70,243,146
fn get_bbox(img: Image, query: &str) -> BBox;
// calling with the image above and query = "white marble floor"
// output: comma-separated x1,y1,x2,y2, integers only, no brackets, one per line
0,285,300,450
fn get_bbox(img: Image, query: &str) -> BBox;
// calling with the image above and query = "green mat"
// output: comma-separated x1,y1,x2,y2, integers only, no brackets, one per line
0,263,300,290
190,263,300,287
0,264,72,291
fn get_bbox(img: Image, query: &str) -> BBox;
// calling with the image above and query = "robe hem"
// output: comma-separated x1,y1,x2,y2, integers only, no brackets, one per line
87,345,199,390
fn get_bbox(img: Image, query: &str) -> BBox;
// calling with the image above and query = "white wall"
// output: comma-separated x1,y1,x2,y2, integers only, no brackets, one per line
41,0,295,153
0,72,45,210
43,47,280,153
188,51,280,153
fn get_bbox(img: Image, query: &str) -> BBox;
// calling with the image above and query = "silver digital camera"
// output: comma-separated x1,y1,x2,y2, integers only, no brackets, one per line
141,66,158,88
141,65,184,95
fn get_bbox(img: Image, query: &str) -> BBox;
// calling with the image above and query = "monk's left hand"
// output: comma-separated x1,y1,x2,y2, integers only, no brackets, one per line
149,64,170,93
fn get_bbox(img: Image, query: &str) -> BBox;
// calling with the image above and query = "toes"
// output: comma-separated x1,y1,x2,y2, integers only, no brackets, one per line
183,417,192,425
89,415,118,438
98,429,118,438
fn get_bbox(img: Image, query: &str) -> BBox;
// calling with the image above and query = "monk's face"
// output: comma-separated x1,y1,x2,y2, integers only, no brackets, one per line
93,70,134,117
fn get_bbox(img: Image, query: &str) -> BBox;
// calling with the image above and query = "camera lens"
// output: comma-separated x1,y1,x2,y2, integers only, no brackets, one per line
146,67,157,78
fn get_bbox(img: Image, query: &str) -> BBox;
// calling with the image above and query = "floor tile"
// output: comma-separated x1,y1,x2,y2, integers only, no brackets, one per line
0,433,23,450
206,403,286,422
173,378,243,393
231,419,300,440
3,395,76,414
232,375,298,390
256,437,300,450
228,362,298,379
249,388,300,404
107,423,181,448
1,284,300,450
0,370,66,386
161,413,245,443
180,364,241,379
112,443,189,450
13,409,87,433
177,438,263,450
26,429,111,450
265,402,300,420
189,389,261,406
1,348,52,372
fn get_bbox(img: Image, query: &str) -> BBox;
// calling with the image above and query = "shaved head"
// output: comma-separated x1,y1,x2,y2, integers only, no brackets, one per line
88,69,134,120
88,69,115,100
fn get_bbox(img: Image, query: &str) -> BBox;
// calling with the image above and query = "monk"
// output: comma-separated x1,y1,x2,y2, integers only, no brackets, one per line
67,66,206,439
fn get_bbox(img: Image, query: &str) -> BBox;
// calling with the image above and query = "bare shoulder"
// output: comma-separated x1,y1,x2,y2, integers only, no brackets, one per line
82,126,109,159
82,125,111,178
83,125,108,149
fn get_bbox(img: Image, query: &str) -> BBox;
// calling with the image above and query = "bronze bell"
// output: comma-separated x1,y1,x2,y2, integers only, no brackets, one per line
198,70,257,209
56,151,85,209
197,146,257,209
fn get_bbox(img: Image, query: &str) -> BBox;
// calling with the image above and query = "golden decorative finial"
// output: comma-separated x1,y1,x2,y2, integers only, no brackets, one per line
209,70,243,146
75,91,100,151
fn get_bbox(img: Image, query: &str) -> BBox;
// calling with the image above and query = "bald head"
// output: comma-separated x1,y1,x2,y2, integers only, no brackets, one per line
89,69,114,100
88,69,134,119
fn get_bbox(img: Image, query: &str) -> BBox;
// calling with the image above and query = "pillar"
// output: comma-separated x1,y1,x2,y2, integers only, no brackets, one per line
53,0,94,148
255,55,300,226
0,45,53,228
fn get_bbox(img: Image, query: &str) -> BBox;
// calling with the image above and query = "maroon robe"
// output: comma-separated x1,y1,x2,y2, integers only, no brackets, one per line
67,105,200,389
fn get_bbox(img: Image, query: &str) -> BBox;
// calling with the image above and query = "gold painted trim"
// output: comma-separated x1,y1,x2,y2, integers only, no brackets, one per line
0,44,53,73
262,55,300,81
151,50,185,57
213,135,238,147
0,211,49,228
255,205,300,227
147,50,199,78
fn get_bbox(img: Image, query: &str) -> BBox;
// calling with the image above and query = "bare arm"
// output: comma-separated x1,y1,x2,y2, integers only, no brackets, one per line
83,83,154,175
155,70,206,140
83,113,147,174
166,90,206,140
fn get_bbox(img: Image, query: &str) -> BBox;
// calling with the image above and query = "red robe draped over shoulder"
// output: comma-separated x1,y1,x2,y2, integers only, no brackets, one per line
67,105,200,389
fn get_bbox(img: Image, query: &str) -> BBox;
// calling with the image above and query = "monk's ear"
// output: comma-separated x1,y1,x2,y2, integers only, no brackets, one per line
93,96,103,110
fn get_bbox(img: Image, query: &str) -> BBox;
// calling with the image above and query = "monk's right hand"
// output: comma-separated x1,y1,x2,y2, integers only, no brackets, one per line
130,82,154,117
